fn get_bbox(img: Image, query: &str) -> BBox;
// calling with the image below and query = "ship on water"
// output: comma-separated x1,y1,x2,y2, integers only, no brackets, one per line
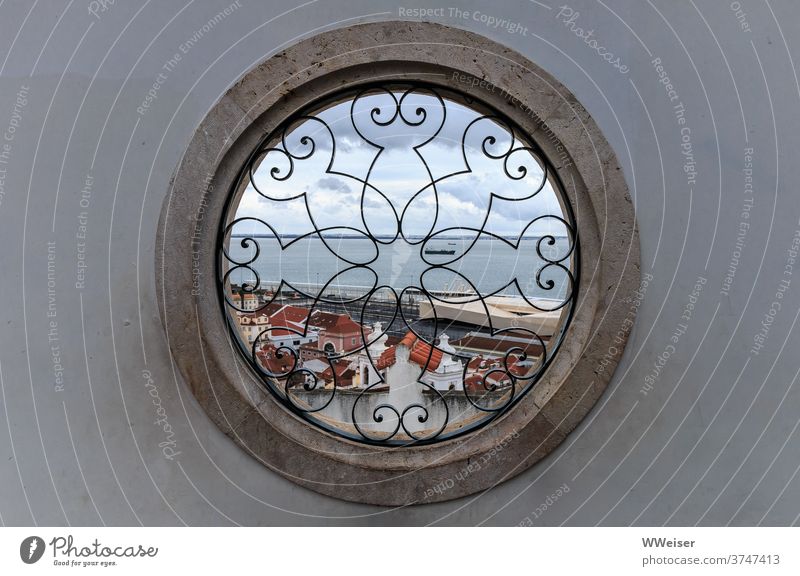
424,247,456,255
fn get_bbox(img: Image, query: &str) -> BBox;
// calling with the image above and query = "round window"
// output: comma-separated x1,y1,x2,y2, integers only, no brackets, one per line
219,83,578,445
157,21,639,505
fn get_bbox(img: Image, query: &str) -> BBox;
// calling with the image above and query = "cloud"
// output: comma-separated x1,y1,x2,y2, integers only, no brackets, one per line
316,176,351,193
234,88,567,239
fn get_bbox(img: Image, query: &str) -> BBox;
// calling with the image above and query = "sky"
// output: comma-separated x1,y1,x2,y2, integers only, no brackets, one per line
232,89,570,241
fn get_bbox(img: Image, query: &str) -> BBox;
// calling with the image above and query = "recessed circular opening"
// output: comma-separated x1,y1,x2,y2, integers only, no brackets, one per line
218,82,578,446
158,21,639,504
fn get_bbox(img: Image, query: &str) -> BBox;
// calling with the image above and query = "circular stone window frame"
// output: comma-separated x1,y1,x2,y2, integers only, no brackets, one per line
156,21,640,506
221,80,580,446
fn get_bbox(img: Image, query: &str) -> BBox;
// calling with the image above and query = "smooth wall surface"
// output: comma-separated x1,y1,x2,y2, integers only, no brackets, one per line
1,0,799,526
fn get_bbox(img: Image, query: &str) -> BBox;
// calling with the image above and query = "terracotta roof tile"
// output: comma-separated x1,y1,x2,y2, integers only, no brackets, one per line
398,331,443,370
451,334,544,358
376,346,396,370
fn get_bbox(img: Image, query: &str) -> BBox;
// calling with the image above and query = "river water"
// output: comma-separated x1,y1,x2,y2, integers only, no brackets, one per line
227,236,574,300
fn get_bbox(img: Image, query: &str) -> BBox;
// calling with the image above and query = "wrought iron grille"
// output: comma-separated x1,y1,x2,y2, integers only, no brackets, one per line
217,82,579,446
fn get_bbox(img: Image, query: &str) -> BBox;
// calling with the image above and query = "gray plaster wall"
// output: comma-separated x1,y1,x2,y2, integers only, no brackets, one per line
0,0,798,526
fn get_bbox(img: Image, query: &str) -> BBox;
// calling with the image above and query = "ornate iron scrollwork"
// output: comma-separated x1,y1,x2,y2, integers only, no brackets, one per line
217,82,578,446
